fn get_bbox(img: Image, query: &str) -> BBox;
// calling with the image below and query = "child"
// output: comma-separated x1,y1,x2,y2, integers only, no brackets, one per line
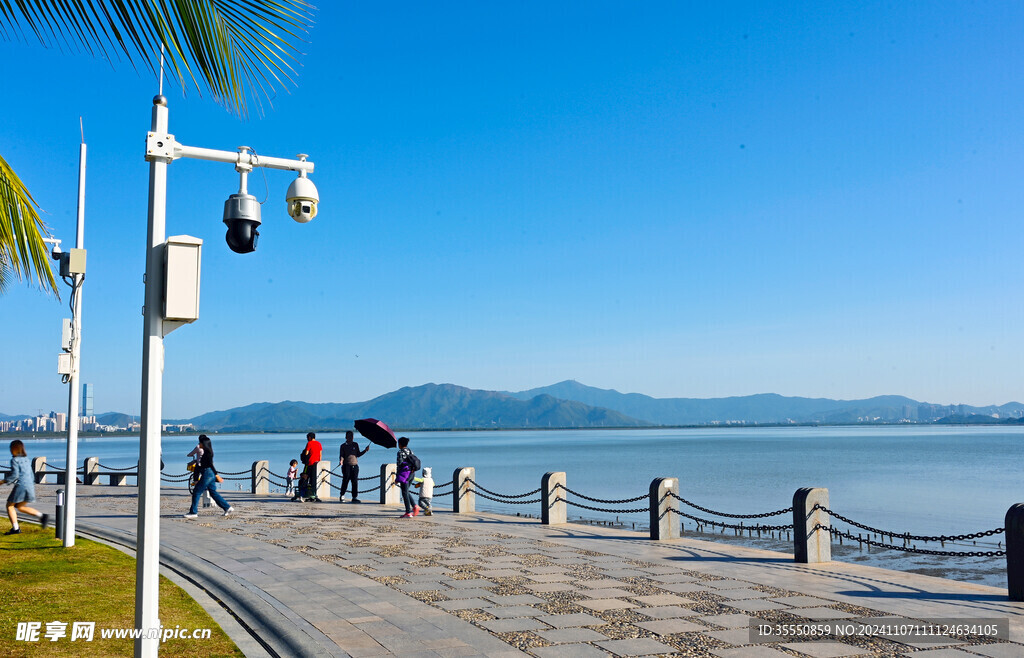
285,459,298,496
1,440,49,535
292,471,309,502
412,467,434,516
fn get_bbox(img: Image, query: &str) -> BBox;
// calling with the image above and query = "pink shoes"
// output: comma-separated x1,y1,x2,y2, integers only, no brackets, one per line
412,506,421,517
400,513,413,518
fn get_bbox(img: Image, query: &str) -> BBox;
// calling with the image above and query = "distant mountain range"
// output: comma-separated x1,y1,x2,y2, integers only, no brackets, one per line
6,381,1023,432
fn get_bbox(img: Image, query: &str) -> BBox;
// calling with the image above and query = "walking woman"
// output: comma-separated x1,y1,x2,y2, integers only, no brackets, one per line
2,440,48,535
183,435,234,518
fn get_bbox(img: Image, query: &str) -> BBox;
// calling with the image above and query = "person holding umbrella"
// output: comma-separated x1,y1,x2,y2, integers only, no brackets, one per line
338,430,370,503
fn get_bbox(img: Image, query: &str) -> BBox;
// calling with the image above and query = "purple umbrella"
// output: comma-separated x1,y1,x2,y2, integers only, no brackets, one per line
354,418,398,449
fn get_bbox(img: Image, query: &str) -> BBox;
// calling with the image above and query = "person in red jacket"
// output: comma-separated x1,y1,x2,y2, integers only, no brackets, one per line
297,432,323,502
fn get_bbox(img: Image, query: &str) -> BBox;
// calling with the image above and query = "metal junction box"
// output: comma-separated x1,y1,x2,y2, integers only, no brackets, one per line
163,235,202,322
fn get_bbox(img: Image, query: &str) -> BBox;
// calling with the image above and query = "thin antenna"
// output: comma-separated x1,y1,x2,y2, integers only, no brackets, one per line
158,44,165,95
79,116,84,144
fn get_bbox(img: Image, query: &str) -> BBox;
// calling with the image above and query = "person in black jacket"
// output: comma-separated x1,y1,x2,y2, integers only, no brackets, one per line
184,435,234,518
338,430,370,503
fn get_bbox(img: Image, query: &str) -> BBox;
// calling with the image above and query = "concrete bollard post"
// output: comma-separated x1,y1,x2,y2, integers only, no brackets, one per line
1005,503,1024,601
84,457,99,485
542,472,566,525
110,473,128,486
251,460,269,495
649,477,679,541
453,467,475,513
313,460,331,500
203,489,212,507
793,487,831,563
380,464,398,506
32,456,46,484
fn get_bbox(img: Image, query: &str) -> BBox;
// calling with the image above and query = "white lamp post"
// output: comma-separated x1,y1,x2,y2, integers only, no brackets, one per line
137,93,317,657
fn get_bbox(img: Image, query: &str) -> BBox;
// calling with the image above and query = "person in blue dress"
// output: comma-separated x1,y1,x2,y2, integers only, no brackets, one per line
183,435,234,518
2,440,49,535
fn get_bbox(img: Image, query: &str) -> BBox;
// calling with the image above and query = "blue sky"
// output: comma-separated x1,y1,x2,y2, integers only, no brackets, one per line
3,1,1024,417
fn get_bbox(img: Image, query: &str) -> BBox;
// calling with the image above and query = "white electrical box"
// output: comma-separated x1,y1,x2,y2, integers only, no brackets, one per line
163,235,202,322
59,248,87,277
57,353,73,375
61,318,72,351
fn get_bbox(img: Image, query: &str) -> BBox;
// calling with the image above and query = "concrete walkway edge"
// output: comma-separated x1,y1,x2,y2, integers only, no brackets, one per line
77,519,335,658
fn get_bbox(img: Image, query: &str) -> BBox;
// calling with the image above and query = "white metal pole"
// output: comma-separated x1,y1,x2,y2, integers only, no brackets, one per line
136,94,168,658
62,137,86,548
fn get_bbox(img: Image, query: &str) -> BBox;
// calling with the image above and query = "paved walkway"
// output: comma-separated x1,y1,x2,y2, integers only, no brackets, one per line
32,484,1024,657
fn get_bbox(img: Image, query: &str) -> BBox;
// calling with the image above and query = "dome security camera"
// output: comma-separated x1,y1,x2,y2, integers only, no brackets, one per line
286,161,319,223
223,193,261,253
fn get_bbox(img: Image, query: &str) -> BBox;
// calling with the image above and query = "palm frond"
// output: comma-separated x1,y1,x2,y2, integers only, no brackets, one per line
0,155,58,294
0,0,316,117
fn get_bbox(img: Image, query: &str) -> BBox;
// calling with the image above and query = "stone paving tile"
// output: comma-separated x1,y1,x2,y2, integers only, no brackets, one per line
487,606,542,619
724,599,790,612
525,582,576,593
657,582,713,594
707,629,753,646
716,588,774,600
531,644,610,658
477,617,549,633
705,579,754,589
647,573,699,583
769,596,833,607
700,613,765,629
527,573,575,582
599,569,647,578
442,588,495,599
968,645,1024,658
711,647,793,658
904,651,978,658
535,613,606,628
577,599,637,612
579,588,636,599
630,593,694,606
780,641,873,657
635,605,700,619
634,618,707,635
435,599,493,611
578,579,628,589
787,607,858,620
536,627,608,643
595,637,677,656
484,595,545,606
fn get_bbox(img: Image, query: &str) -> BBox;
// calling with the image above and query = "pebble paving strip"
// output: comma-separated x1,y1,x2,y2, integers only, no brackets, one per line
157,501,1017,658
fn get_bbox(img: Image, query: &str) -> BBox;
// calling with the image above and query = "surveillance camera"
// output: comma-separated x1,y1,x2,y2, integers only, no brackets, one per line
50,244,63,261
223,193,261,253
285,173,319,223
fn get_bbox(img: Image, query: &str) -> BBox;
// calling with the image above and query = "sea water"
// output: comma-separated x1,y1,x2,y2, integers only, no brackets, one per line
14,425,1022,587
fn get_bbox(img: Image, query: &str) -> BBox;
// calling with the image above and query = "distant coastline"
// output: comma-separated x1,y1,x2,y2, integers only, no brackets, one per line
8,417,1024,442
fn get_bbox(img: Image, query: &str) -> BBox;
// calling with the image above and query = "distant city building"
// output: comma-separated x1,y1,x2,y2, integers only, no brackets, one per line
83,383,94,417
55,412,66,432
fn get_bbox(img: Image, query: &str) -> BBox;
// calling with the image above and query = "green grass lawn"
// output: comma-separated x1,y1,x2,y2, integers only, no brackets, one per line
0,524,243,657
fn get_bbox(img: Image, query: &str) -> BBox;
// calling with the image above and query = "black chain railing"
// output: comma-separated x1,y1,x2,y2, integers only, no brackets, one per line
467,479,542,499
216,469,250,476
814,524,1005,557
812,504,1004,544
668,492,792,519
161,475,191,483
472,488,541,505
554,483,647,505
669,507,794,532
97,463,138,471
434,480,454,490
361,483,382,494
554,496,647,514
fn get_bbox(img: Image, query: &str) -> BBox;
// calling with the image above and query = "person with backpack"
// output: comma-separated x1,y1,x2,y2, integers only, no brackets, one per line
395,436,421,517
